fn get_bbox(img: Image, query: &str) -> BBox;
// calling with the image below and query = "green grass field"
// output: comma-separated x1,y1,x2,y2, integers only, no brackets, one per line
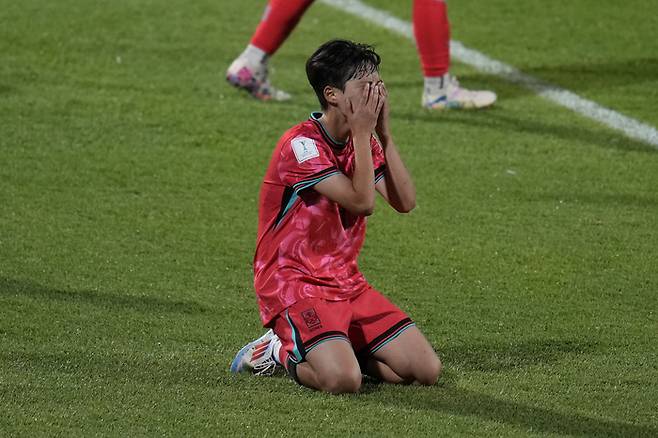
2,0,657,436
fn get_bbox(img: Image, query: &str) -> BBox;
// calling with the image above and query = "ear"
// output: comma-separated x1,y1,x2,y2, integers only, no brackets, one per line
323,85,339,107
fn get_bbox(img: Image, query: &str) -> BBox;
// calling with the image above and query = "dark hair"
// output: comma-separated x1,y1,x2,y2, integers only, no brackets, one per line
306,39,381,109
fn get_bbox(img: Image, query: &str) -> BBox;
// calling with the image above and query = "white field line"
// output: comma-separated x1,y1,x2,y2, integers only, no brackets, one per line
319,0,658,148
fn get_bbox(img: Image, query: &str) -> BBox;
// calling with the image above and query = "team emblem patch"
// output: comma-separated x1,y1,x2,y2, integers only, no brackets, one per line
301,308,322,330
291,137,319,163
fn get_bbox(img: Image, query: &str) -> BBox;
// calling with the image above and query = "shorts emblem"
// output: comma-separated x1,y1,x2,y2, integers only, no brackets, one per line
301,308,322,331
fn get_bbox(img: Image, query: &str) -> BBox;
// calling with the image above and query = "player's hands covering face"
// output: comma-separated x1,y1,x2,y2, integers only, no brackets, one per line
340,75,385,137
374,81,390,140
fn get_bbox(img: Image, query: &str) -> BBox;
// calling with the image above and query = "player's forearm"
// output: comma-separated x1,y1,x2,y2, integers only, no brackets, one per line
351,133,376,215
381,136,416,213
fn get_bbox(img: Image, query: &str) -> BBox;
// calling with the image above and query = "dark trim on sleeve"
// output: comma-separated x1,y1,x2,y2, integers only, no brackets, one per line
292,167,341,195
304,165,339,181
374,164,387,183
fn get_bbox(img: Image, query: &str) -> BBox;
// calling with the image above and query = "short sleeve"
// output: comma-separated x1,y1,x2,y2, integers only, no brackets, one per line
278,135,340,195
372,136,387,183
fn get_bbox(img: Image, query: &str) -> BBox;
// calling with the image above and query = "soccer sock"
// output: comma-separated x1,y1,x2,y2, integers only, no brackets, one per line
413,0,451,78
250,0,314,56
423,73,450,99
240,44,268,66
271,336,286,366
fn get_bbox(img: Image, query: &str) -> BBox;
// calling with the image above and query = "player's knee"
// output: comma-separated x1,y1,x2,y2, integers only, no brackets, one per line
319,367,362,394
416,355,442,386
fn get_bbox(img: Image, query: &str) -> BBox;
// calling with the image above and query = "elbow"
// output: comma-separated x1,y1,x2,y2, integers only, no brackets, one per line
356,202,375,216
361,205,375,216
344,191,376,216
395,198,416,214
348,200,375,216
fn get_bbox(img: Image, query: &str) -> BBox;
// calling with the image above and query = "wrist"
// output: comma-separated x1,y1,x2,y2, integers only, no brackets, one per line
352,130,371,145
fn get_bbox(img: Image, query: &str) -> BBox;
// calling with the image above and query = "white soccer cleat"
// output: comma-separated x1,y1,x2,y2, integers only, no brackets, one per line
230,329,281,376
226,56,291,102
423,74,496,110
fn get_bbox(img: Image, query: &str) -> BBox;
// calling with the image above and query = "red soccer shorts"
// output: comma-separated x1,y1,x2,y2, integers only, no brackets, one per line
270,286,415,374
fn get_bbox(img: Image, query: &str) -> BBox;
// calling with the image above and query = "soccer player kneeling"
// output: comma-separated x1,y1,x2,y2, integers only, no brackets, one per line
230,40,442,394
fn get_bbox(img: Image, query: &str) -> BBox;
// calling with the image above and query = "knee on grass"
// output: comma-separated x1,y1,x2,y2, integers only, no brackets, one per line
317,367,362,394
415,355,442,386
396,355,442,386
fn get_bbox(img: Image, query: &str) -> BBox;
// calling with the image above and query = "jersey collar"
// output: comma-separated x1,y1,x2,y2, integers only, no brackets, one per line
310,112,348,149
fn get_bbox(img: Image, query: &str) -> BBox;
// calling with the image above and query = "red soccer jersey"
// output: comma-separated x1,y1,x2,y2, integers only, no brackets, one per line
254,112,387,325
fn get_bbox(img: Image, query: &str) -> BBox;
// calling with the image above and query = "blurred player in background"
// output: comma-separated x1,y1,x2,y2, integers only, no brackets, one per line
226,0,496,110
230,40,441,393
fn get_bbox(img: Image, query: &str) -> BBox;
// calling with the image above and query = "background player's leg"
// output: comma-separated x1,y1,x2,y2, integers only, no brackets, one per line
226,0,313,100
371,326,442,385
293,339,362,394
413,0,496,109
413,0,450,78
250,0,315,56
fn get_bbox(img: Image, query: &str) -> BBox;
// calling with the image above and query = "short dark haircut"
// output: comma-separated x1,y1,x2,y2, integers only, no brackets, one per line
306,40,381,109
